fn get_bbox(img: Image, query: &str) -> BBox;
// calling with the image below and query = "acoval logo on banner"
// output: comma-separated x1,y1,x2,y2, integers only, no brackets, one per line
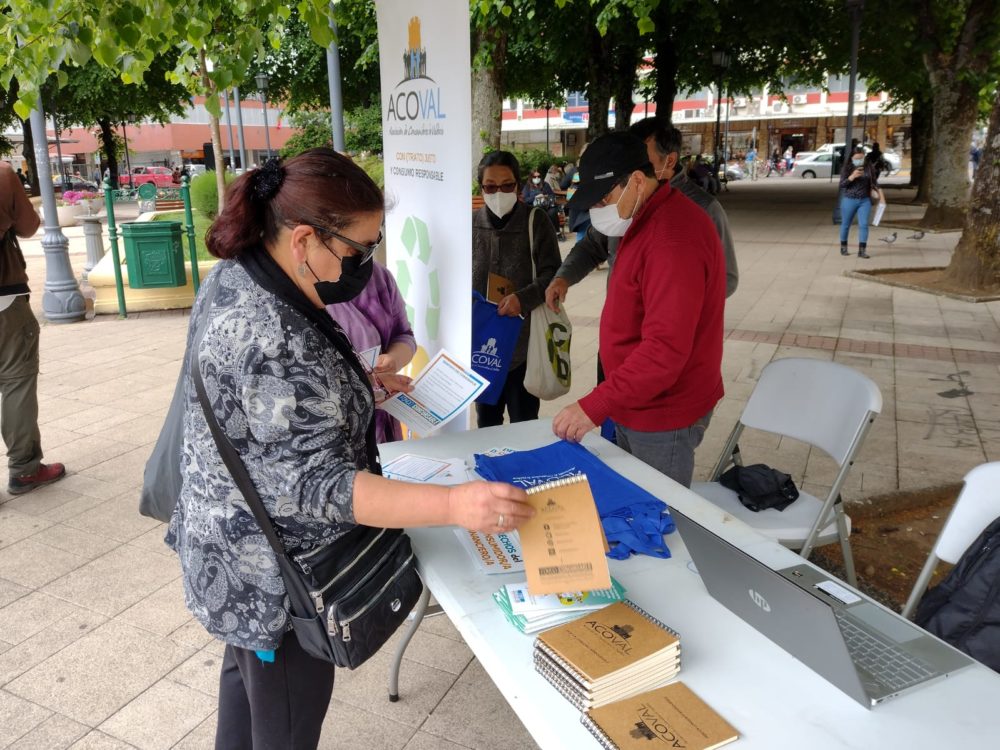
376,2,472,392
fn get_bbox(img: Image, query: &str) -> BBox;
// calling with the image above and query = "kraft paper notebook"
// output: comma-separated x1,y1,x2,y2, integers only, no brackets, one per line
518,474,611,595
581,682,739,750
534,600,680,687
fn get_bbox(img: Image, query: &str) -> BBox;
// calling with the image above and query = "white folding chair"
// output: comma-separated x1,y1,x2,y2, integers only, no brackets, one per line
692,358,882,587
901,462,1000,620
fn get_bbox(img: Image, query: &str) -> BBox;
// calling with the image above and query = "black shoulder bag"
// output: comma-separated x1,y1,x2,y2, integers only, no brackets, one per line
191,324,423,669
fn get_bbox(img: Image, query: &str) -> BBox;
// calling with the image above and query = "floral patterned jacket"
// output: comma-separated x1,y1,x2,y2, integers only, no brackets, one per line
166,257,374,650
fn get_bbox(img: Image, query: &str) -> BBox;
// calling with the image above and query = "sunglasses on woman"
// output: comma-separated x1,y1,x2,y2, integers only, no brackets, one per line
481,182,518,194
310,224,382,264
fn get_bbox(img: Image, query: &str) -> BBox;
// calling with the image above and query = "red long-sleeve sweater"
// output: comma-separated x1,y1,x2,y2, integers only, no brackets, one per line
578,183,725,432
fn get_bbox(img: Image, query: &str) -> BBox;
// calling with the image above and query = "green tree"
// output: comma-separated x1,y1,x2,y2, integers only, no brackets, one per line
279,110,333,158
944,87,1000,288
43,57,188,187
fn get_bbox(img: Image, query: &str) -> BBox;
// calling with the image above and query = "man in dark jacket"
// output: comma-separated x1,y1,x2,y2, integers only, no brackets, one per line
0,163,66,494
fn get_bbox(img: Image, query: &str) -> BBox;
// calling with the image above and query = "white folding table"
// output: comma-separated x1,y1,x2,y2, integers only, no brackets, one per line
382,419,1000,749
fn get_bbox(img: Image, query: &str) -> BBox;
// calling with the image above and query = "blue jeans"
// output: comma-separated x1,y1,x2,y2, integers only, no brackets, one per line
839,195,872,244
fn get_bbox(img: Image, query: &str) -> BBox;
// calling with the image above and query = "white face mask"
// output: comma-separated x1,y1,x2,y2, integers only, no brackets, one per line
532,177,542,185
483,190,518,218
589,180,639,237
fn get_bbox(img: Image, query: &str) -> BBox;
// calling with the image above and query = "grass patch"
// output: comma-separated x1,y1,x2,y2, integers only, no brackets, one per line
152,210,214,262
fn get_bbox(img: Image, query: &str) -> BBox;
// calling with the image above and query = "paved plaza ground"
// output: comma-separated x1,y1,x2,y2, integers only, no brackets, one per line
2,176,998,748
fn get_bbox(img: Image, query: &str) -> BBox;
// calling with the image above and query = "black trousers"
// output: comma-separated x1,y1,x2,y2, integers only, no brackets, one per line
215,630,335,750
475,362,540,428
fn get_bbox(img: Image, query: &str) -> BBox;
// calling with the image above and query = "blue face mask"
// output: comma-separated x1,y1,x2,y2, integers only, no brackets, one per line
852,158,864,167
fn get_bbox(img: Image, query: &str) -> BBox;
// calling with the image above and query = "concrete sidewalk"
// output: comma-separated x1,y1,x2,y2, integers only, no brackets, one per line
2,177,998,748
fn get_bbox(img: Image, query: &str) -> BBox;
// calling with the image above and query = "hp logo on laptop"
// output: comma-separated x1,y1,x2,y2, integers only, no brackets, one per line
748,588,771,612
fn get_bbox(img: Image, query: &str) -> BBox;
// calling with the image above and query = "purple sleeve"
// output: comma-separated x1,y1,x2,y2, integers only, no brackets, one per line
382,270,417,353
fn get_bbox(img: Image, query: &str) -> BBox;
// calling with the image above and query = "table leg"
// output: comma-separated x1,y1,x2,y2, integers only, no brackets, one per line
388,581,431,702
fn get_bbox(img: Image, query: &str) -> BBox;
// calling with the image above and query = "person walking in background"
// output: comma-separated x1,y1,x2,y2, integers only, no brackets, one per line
544,164,563,192
326,260,416,443
474,151,561,428
745,145,758,181
839,145,878,259
0,162,66,495
521,167,561,233
970,143,982,179
783,145,794,172
865,142,889,179
168,149,533,750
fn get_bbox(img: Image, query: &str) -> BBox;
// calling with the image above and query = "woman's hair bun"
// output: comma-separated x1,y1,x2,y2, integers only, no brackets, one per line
253,158,285,202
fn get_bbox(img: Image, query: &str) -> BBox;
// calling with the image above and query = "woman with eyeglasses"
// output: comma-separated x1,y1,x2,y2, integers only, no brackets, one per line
168,149,533,749
473,150,562,427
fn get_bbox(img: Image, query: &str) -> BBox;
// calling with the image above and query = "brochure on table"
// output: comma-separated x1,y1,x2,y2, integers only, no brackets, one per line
379,349,489,436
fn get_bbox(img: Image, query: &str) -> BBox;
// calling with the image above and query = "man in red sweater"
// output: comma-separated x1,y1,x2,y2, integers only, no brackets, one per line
553,133,725,487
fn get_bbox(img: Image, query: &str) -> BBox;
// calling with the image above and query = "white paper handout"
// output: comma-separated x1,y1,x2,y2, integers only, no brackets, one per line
872,198,887,227
379,349,488,436
382,453,473,485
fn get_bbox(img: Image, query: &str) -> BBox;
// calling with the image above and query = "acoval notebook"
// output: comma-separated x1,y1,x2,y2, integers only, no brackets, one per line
535,600,680,687
582,682,738,750
518,474,611,595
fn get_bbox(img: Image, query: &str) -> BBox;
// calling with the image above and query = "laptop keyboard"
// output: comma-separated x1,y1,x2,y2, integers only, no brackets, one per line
835,611,935,691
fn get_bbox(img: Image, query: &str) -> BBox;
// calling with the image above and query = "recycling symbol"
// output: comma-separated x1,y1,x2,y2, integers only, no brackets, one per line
394,216,441,344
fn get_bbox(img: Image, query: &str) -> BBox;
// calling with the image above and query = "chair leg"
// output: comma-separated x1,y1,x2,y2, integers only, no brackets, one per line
388,581,431,702
833,498,858,588
902,553,940,620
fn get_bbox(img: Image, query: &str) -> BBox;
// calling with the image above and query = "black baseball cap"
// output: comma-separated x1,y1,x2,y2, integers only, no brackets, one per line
567,133,652,210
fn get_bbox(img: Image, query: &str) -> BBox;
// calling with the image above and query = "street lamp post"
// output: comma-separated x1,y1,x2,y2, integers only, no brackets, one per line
711,49,731,188
255,74,273,162
28,105,85,323
223,90,237,170
834,0,865,222
326,5,346,151
121,124,134,189
233,86,248,170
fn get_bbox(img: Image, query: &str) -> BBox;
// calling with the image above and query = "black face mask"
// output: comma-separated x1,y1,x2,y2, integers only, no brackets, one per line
313,253,374,305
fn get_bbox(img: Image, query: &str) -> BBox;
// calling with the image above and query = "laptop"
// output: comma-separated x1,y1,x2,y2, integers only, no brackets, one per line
671,509,973,708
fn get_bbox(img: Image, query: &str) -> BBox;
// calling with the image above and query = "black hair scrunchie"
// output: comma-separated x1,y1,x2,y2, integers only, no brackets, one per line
253,158,285,202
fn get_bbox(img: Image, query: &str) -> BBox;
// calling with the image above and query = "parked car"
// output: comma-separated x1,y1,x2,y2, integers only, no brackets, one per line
119,166,175,187
813,143,901,174
54,176,100,192
789,151,835,179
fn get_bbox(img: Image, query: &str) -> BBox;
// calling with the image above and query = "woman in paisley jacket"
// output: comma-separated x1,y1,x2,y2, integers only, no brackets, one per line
166,149,533,749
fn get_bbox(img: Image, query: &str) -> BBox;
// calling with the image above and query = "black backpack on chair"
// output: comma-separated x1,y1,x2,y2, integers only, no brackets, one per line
915,515,1000,672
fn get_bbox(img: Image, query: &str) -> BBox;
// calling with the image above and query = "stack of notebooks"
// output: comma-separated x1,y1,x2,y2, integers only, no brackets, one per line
493,578,628,634
533,600,681,710
581,682,738,750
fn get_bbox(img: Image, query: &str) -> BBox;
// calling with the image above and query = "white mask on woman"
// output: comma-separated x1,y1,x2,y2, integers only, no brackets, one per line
589,181,640,237
532,177,542,185
484,190,518,218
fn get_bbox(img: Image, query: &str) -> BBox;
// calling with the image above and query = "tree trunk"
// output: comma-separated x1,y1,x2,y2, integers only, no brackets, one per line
919,61,979,228
19,116,39,197
613,46,639,132
97,117,119,188
585,28,613,140
651,4,677,125
943,92,1000,290
908,92,932,197
470,26,507,176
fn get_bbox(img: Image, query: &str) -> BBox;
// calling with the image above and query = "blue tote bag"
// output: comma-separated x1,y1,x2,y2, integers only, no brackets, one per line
474,440,675,560
471,291,523,405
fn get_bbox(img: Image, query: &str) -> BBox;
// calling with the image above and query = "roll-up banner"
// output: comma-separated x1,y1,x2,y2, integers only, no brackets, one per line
376,0,473,432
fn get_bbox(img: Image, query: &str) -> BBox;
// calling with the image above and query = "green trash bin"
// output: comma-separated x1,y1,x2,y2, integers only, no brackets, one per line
121,221,186,288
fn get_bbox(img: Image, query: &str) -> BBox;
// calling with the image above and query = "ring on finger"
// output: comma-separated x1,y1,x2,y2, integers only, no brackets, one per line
498,513,505,528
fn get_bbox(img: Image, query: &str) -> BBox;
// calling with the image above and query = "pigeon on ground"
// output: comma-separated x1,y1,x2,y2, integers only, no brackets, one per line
907,231,925,240
879,232,898,244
